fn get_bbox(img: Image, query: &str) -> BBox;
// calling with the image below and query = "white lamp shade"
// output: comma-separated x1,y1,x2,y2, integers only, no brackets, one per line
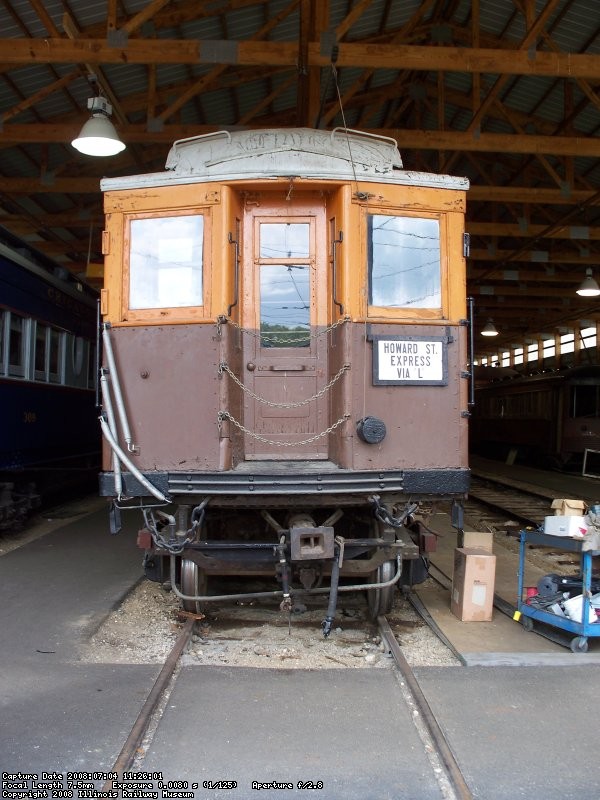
481,320,498,336
72,115,126,156
576,269,600,297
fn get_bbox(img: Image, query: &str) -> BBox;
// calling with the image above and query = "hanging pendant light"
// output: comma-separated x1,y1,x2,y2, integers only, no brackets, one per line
481,319,499,337
72,96,126,157
576,268,600,297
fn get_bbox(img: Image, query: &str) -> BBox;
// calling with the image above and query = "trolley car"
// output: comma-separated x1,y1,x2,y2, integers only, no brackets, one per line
98,128,470,632
470,365,600,470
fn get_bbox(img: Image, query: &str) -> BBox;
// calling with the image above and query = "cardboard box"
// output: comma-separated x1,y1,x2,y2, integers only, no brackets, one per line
551,498,587,516
543,515,588,538
459,530,493,552
451,547,496,622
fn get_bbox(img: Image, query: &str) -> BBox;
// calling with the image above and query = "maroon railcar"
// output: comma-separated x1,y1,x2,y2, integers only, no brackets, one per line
99,128,470,632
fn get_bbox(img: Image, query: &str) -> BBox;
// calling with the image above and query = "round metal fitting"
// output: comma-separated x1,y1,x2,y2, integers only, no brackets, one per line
356,416,386,444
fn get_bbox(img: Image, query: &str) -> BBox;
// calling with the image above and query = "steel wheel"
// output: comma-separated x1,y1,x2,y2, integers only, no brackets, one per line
180,558,208,614
367,558,398,620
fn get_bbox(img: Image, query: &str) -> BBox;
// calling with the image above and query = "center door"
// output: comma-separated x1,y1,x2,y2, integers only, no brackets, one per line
242,193,328,460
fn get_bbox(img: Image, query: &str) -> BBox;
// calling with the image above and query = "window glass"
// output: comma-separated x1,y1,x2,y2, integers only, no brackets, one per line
514,347,524,365
527,343,538,362
368,215,441,308
570,385,600,418
0,311,4,373
542,339,555,358
49,329,61,382
560,332,574,354
35,325,47,376
9,315,25,376
581,326,596,350
129,215,204,309
260,223,309,258
260,264,310,347
72,336,85,377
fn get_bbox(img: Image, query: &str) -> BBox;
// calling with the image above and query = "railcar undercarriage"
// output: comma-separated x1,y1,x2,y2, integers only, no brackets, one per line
128,493,462,636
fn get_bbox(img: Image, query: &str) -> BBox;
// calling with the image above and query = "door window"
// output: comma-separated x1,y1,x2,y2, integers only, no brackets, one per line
258,221,312,348
260,264,310,347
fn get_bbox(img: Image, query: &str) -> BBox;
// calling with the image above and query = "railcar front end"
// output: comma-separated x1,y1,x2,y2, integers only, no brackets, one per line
98,129,470,630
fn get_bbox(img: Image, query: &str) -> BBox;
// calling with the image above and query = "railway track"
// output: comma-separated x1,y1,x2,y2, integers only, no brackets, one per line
99,610,472,800
467,471,558,529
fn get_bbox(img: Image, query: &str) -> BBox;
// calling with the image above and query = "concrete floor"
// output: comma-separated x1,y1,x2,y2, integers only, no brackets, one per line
2,479,600,798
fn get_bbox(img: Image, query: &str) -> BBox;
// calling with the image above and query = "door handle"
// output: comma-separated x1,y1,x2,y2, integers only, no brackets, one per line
268,365,307,371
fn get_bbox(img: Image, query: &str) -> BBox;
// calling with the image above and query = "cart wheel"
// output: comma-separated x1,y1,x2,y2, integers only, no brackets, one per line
521,616,534,632
570,636,589,653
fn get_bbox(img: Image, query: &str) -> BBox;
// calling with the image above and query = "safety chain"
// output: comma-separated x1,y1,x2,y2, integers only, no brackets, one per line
219,362,350,407
370,495,419,529
218,410,350,447
217,314,349,343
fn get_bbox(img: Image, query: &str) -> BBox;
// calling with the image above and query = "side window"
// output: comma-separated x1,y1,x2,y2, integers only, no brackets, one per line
129,214,204,310
0,310,6,375
8,314,26,377
48,328,62,383
34,324,63,383
34,323,48,379
367,214,441,311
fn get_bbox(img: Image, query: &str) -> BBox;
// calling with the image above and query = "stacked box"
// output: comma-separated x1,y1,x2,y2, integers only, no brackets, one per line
451,547,496,622
458,530,493,552
551,499,587,516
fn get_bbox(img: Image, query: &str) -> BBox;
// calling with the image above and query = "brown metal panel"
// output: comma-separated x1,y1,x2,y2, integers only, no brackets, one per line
107,324,221,470
347,323,469,471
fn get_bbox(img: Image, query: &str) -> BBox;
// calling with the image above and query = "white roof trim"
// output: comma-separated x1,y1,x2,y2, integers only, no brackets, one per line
101,127,469,192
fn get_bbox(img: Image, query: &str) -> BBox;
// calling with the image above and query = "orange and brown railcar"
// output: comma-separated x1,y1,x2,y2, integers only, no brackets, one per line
98,128,470,632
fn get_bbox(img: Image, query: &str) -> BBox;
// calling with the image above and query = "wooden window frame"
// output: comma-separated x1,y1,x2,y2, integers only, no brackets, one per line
364,208,449,322
122,208,212,324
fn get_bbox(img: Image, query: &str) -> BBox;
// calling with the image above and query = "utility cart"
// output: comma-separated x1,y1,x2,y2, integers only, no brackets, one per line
517,529,600,653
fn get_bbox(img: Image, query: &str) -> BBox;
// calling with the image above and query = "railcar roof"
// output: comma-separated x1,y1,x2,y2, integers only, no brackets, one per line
100,128,469,193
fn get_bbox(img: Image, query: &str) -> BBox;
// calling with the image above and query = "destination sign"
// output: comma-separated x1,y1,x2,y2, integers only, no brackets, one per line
372,336,447,386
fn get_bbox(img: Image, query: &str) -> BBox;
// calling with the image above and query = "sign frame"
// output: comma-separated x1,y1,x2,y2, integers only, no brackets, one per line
371,334,448,386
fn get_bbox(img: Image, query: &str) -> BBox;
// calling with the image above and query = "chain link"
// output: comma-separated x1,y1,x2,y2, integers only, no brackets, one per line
219,362,350,407
218,410,350,447
218,314,349,344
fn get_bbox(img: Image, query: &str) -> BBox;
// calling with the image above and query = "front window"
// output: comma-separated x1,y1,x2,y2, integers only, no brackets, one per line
129,214,204,309
368,214,441,309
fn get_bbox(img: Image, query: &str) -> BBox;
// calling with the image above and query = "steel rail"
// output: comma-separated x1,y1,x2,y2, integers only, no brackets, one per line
101,617,196,792
377,615,473,800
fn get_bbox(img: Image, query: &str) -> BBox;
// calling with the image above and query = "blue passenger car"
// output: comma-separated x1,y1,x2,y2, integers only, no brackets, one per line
0,227,100,527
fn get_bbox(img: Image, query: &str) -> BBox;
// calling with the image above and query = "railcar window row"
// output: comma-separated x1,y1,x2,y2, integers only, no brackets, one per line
481,389,555,420
0,309,96,390
570,384,600,418
116,207,448,323
476,327,597,369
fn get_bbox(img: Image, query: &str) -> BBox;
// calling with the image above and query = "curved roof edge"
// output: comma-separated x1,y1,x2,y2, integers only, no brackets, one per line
101,127,470,192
